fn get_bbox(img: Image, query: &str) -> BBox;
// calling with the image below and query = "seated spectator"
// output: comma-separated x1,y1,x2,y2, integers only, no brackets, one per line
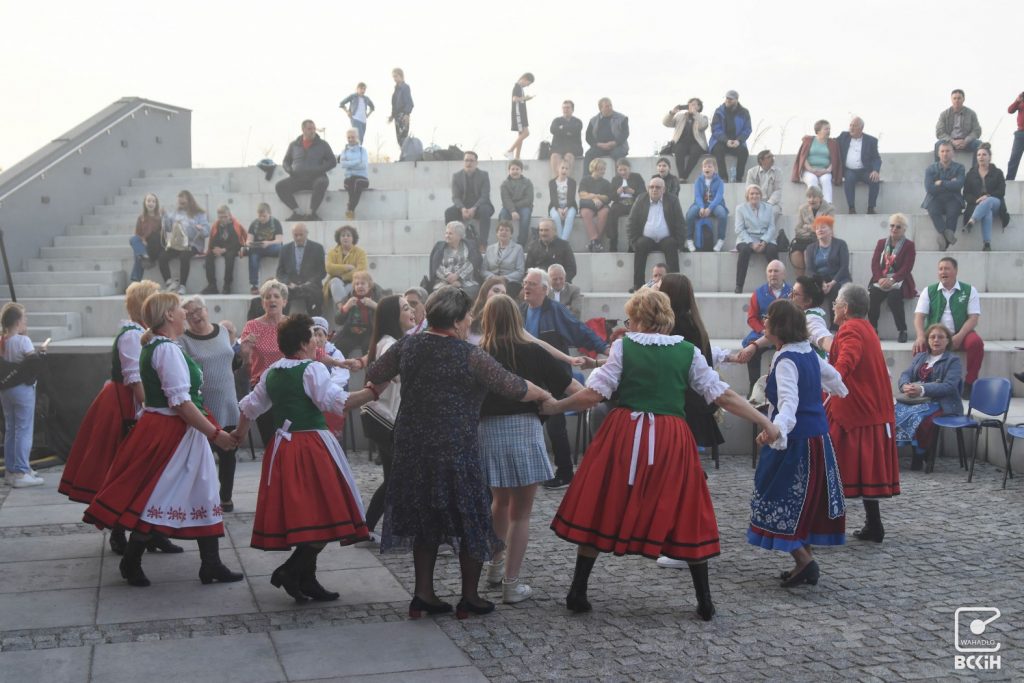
324,225,368,307
583,98,629,170
606,159,645,252
935,89,981,168
709,90,751,182
499,159,535,245
868,213,917,343
203,205,246,294
895,324,963,470
549,100,584,178
790,186,834,276
741,260,792,390
525,218,576,283
744,150,784,237
684,157,728,252
963,143,1011,251
428,221,482,298
158,190,209,295
1008,91,1024,181
444,151,495,247
628,177,684,291
275,223,326,316
275,119,336,221
792,119,841,204
803,216,850,323
547,264,582,320
913,256,983,398
404,286,428,335
578,159,614,252
652,157,681,197
339,82,375,143
333,270,379,356
339,128,370,220
734,185,779,293
922,141,966,250
130,193,163,283
663,98,708,182
246,203,284,295
505,72,534,160
837,117,881,214
548,162,578,242
482,220,525,298
645,262,668,288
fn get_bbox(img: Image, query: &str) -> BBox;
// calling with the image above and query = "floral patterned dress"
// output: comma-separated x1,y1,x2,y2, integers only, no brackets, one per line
366,332,527,561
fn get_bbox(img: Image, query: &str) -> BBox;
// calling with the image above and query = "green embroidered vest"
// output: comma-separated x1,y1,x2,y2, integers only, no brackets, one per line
806,308,828,359
266,361,328,431
926,282,972,332
139,338,204,410
616,337,694,418
110,324,140,383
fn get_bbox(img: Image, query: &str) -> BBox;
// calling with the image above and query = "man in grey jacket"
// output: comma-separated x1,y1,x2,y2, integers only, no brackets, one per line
583,98,630,170
934,89,982,168
444,151,495,247
275,120,337,221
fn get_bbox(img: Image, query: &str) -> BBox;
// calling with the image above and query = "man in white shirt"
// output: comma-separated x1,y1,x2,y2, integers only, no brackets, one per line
837,117,882,214
547,264,583,320
913,256,983,396
626,177,685,292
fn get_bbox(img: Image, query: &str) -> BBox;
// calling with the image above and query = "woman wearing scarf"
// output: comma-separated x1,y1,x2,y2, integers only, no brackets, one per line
867,213,917,343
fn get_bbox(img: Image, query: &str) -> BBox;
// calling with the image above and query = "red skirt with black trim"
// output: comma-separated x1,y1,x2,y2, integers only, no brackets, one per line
251,431,369,550
59,381,135,503
830,422,901,498
83,412,224,539
550,408,720,562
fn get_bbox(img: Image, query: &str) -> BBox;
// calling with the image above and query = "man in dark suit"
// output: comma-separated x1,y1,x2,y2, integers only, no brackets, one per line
443,151,495,246
547,263,583,320
276,223,326,316
837,117,882,214
627,177,685,291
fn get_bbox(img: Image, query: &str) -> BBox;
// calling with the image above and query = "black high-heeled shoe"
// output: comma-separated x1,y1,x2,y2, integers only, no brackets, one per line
852,524,885,543
455,597,495,620
780,560,820,588
270,566,308,602
119,542,150,587
408,595,452,619
565,587,592,613
147,535,184,554
198,563,243,585
109,528,127,556
300,575,339,602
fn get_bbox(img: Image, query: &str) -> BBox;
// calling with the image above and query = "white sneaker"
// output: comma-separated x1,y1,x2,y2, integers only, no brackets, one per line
176,284,187,295
10,472,44,488
486,557,505,586
503,151,515,160
164,279,176,291
713,239,725,252
656,556,688,569
502,577,533,604
685,240,697,252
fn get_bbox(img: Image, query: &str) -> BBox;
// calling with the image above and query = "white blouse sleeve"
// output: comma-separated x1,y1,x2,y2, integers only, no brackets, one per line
238,367,273,420
118,329,143,385
304,362,349,416
710,345,730,369
585,339,624,399
806,314,833,348
152,342,193,407
688,351,730,404
325,343,350,387
818,355,849,397
767,357,800,451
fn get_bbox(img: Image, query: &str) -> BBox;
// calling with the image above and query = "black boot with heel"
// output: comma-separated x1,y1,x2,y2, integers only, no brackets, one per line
566,553,596,613
687,562,715,621
119,536,151,587
196,536,243,584
853,499,885,542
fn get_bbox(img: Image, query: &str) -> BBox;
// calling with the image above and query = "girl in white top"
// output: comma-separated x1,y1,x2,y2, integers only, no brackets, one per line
1,303,46,487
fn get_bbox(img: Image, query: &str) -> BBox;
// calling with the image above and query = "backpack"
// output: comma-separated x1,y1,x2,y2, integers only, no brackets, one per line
166,220,190,251
537,140,551,161
444,145,464,161
400,136,423,162
421,144,442,161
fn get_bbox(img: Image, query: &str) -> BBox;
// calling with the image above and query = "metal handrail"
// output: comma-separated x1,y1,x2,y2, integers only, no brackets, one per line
0,101,183,204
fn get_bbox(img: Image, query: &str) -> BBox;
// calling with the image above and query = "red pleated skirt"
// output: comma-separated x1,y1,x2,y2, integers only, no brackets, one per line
59,381,135,503
831,422,901,498
83,412,224,539
251,431,369,550
550,408,721,562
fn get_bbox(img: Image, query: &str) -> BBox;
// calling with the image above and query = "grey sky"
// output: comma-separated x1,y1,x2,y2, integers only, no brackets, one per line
1,0,1020,170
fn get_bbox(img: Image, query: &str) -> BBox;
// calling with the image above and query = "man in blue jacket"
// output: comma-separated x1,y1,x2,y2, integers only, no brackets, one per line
837,117,882,214
520,268,607,489
921,142,966,250
709,90,751,182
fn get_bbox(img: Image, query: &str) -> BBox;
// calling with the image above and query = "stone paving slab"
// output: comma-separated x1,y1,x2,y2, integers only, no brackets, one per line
250,566,407,613
235,545,381,577
0,645,91,682
0,556,99,594
0,500,87,527
329,665,488,682
0,587,96,631
0,533,101,562
95,577,257,625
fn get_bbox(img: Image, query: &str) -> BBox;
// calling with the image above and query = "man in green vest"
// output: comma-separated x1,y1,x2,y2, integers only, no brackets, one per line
912,256,983,398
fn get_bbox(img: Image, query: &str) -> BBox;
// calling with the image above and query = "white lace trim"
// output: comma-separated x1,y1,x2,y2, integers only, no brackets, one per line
120,319,144,331
270,358,311,369
624,332,684,346
144,334,172,346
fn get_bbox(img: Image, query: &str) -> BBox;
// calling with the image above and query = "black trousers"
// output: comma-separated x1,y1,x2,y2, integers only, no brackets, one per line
675,136,705,182
205,249,240,288
275,172,330,213
212,424,237,503
285,283,324,317
158,248,195,284
868,286,908,332
735,243,779,289
747,345,772,391
632,236,680,289
546,414,573,481
712,143,749,182
344,176,369,210
607,203,632,251
361,414,394,532
443,202,495,245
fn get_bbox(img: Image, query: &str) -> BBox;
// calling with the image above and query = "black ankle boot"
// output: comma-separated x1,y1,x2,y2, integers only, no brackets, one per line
298,546,339,602
271,547,309,602
147,534,184,554
566,553,596,613
109,527,127,556
119,539,151,587
688,562,715,621
853,500,885,542
196,536,243,584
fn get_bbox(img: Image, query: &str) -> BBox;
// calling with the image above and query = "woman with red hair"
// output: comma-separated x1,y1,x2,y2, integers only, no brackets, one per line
802,215,850,326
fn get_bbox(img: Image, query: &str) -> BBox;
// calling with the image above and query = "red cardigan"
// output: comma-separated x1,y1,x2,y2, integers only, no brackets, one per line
791,136,843,185
826,317,894,430
869,238,917,299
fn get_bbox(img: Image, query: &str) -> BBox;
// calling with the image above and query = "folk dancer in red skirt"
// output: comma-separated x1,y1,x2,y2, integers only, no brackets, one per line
544,289,779,621
60,281,159,554
827,284,900,542
749,299,849,587
234,314,380,603
84,292,242,587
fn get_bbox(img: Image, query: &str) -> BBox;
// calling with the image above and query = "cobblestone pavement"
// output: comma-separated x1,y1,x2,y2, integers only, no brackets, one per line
1,447,1020,681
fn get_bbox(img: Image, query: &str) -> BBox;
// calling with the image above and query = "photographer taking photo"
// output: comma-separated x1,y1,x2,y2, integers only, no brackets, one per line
663,98,708,182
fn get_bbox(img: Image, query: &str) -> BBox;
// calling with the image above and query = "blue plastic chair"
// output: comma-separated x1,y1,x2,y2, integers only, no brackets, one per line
932,377,1011,482
1003,424,1022,489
